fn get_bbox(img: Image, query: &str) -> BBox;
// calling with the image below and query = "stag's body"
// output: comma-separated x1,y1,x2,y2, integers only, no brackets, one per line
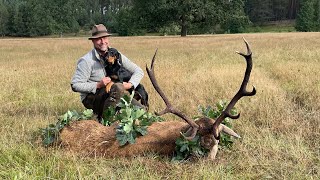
60,120,188,157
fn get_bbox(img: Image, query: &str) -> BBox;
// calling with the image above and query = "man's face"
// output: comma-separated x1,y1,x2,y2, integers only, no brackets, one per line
92,36,109,53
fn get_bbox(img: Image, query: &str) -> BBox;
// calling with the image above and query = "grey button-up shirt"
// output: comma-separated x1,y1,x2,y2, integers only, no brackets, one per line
71,48,144,101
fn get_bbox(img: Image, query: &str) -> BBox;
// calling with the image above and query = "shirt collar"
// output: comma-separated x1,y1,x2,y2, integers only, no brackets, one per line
93,48,105,62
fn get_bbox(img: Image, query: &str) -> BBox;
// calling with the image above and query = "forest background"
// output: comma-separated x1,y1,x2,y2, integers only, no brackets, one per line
0,0,319,37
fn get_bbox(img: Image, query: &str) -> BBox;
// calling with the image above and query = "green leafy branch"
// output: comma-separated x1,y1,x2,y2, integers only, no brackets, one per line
40,109,93,147
110,92,163,146
172,135,209,161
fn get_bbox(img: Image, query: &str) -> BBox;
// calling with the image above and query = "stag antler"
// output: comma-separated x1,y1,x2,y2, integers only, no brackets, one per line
146,49,199,140
212,38,256,139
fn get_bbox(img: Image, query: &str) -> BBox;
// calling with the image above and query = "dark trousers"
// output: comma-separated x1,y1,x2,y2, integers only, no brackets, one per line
82,83,126,119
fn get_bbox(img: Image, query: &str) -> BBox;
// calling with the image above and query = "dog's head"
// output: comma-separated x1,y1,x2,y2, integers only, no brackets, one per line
106,48,119,65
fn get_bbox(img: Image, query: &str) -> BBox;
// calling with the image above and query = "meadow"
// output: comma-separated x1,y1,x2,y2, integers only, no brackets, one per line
0,32,319,179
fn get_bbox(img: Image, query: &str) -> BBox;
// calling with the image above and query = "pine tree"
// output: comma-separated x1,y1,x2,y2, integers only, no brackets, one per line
296,0,316,32
314,0,320,30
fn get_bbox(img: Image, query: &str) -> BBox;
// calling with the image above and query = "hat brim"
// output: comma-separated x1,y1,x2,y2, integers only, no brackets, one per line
88,33,112,40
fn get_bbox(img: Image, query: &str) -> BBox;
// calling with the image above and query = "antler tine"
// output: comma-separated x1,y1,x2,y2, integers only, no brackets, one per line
150,48,158,70
146,49,172,115
146,49,199,140
236,38,256,97
212,38,256,139
243,37,252,55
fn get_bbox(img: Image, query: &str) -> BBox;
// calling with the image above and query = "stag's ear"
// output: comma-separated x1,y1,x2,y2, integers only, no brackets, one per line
219,124,241,138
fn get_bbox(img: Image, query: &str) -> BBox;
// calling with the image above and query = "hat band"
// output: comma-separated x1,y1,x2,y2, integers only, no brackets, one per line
92,30,108,36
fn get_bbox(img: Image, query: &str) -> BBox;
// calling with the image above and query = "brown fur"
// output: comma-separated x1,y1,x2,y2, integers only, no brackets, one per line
60,120,190,157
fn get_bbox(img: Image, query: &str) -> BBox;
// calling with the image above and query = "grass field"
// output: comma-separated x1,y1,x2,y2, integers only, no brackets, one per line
0,32,319,179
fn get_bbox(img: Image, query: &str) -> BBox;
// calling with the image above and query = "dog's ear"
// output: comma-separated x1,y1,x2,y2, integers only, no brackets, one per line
115,51,122,66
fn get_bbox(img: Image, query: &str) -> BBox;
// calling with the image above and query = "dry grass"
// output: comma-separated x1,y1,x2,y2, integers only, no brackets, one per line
0,33,319,179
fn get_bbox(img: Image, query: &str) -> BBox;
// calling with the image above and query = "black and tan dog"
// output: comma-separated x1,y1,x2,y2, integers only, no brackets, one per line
104,48,149,109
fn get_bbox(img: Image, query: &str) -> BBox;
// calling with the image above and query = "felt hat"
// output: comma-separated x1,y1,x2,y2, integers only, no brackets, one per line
88,24,112,40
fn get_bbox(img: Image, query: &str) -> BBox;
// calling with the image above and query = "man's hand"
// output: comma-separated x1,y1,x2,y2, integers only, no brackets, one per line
123,82,133,90
97,77,111,89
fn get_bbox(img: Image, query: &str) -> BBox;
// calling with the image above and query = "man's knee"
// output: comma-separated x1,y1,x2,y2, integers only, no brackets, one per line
82,93,95,109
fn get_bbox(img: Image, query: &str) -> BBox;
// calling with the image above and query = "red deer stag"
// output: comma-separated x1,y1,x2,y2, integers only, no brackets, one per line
60,39,256,160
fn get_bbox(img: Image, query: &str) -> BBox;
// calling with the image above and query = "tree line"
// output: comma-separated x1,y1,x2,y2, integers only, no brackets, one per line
0,0,319,37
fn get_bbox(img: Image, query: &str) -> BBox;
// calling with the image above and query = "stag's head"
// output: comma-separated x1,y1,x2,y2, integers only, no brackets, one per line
146,38,256,159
